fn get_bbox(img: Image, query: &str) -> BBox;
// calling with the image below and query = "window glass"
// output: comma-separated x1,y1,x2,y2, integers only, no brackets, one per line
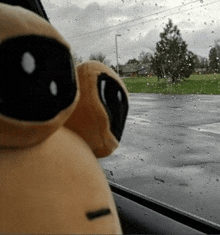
42,0,220,225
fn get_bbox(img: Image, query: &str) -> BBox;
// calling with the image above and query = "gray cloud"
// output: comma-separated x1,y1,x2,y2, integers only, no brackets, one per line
181,25,220,57
42,0,220,65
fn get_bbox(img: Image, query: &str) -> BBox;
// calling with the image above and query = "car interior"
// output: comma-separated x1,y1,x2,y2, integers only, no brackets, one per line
2,0,220,234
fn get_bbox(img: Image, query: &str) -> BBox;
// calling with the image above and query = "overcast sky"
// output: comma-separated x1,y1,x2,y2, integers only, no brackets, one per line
41,0,220,65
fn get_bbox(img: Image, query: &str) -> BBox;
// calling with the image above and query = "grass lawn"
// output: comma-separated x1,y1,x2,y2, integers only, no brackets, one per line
122,74,220,95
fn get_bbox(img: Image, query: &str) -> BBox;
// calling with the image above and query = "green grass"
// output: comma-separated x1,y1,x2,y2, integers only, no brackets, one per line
123,74,220,94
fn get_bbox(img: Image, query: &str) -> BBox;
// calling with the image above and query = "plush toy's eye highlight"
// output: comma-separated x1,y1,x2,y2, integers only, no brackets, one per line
101,80,107,106
117,90,122,102
50,80,58,96
21,52,36,75
86,208,112,220
97,73,129,141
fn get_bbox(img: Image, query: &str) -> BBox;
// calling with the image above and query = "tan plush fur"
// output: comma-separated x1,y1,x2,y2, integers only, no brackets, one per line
0,3,68,46
0,3,123,234
0,127,121,233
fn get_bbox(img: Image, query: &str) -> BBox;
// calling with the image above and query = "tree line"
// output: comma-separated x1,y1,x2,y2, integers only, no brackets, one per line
76,19,220,83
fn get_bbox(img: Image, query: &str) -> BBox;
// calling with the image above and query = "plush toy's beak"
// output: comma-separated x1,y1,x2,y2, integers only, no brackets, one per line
0,35,77,121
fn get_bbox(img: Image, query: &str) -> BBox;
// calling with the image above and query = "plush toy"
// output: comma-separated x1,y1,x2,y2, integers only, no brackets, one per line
0,3,128,234
64,60,129,158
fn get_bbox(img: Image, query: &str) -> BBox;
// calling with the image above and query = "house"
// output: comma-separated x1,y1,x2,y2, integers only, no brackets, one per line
137,63,152,76
122,63,152,77
122,63,139,77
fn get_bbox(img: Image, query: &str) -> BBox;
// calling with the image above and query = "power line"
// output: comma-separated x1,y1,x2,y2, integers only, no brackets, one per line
68,0,199,39
122,0,219,33
67,0,218,40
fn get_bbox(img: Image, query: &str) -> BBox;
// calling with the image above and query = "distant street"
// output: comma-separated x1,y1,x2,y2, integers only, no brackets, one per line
100,93,220,225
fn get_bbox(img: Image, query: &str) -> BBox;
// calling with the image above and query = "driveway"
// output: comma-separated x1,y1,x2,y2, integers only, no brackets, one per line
100,93,220,225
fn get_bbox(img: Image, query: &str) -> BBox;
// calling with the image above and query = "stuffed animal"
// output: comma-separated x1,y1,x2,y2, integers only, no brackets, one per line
0,3,128,234
64,60,129,158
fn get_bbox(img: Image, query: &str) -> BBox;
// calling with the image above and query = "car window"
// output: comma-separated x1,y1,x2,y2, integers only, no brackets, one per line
42,0,220,225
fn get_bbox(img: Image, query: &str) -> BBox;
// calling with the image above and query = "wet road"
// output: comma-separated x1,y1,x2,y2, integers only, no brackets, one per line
100,93,220,225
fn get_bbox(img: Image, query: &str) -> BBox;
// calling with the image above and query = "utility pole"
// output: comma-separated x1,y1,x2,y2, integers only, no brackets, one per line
215,39,220,59
115,34,122,75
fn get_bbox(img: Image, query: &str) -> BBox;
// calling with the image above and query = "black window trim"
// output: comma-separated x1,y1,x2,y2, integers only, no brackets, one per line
109,180,220,234
0,0,49,21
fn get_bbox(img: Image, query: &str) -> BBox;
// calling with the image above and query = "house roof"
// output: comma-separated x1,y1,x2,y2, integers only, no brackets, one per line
122,63,151,73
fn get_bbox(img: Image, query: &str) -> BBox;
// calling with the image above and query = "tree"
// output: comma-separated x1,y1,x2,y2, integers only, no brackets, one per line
138,51,151,64
151,19,195,83
89,52,109,65
193,55,209,73
215,40,220,58
179,51,195,79
126,58,139,65
209,47,220,73
199,57,209,70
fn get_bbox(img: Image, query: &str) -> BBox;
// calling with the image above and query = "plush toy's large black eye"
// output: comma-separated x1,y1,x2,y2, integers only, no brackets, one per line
98,73,129,141
0,35,77,121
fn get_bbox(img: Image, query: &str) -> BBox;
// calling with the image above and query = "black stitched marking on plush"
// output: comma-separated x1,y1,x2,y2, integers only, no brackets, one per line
86,208,111,220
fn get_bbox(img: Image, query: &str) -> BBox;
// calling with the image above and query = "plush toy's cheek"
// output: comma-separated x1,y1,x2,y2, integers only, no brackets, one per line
97,73,129,141
0,35,77,121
